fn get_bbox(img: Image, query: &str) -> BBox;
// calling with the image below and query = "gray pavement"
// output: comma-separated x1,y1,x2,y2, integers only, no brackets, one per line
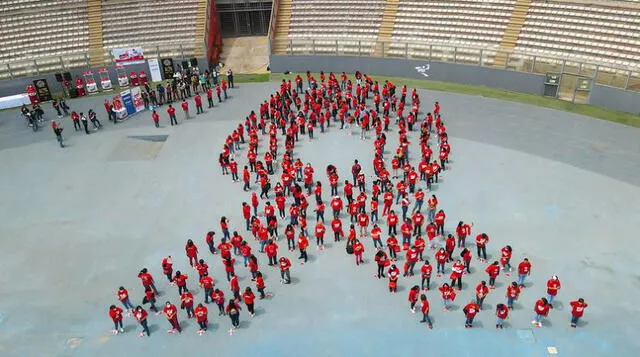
0,81,639,357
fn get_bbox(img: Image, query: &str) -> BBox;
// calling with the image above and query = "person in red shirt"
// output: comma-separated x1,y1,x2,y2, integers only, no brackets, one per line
408,285,420,313
532,298,551,327
181,99,189,120
387,210,398,236
517,258,532,287
134,306,150,337
108,305,124,334
357,212,369,237
435,248,448,276
485,261,500,289
265,239,279,266
315,221,326,250
449,259,464,290
434,209,446,235
374,250,388,278
167,104,177,126
388,264,400,293
439,283,456,310
352,239,365,265
164,301,182,333
243,166,251,191
455,221,472,248
117,286,134,311
496,303,509,329
569,298,588,328
500,245,513,273
185,239,198,266
419,294,433,328
194,93,203,114
255,271,266,299
137,268,158,295
463,300,480,328
151,109,160,128
199,272,214,304
143,286,158,313
161,255,173,282
194,303,208,332
279,256,292,284
475,233,489,261
475,281,490,309
229,272,240,299
180,290,195,318
420,259,432,291
173,271,189,295
506,281,521,309
461,247,472,274
445,234,456,262
243,287,256,317
546,275,561,307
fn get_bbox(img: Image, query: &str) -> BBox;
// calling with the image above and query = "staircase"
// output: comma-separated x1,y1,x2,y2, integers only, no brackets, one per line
194,0,208,58
374,0,399,57
493,0,532,68
87,0,104,67
271,0,293,54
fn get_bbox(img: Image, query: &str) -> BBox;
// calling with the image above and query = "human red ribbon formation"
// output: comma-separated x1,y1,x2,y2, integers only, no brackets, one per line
110,71,587,337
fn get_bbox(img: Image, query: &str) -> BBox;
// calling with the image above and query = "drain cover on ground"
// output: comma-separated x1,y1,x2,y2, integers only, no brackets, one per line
517,329,536,344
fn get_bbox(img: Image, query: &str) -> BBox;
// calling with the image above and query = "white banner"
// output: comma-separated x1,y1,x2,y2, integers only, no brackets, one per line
112,47,145,65
147,58,163,82
130,87,145,112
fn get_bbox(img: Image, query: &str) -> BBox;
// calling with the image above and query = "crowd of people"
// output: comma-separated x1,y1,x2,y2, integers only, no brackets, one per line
109,70,588,337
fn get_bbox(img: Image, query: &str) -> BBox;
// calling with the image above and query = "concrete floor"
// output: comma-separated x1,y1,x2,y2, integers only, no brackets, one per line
0,81,639,357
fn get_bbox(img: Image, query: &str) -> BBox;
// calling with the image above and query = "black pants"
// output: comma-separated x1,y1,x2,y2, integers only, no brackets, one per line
139,319,150,336
178,285,187,295
113,319,123,330
437,224,444,235
91,119,102,128
165,272,172,282
229,312,239,328
451,277,462,290
377,264,385,278
389,247,397,259
421,276,430,290
489,277,496,287
388,225,397,235
217,303,225,315
477,246,487,260
208,98,214,107
247,303,254,315
207,242,216,255
82,121,90,134
170,114,178,126
258,287,265,299
196,105,203,114
299,249,308,262
73,120,81,131
269,256,278,266
334,231,340,241
198,320,207,330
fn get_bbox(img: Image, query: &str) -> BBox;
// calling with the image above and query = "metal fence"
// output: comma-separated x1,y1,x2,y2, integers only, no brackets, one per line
0,42,206,81
275,38,640,93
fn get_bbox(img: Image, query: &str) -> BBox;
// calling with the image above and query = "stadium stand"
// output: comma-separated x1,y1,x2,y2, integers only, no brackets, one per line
0,0,89,75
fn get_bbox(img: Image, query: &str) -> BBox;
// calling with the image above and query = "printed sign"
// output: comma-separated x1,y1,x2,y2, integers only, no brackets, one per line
130,86,145,112
161,58,175,79
148,58,163,82
121,89,136,115
33,79,52,102
112,47,145,65
415,64,431,78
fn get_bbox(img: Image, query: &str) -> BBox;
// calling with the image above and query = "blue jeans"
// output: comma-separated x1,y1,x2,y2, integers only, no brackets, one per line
547,294,555,305
465,316,474,326
260,240,267,252
421,313,433,325
518,274,527,286
243,256,249,266
223,229,230,241
371,211,378,223
571,315,580,325
533,313,544,323
121,298,134,310
496,317,504,326
373,238,383,249
427,209,435,222
413,201,423,212
507,297,515,308
401,206,408,221
443,299,452,308
437,262,445,273
233,246,240,255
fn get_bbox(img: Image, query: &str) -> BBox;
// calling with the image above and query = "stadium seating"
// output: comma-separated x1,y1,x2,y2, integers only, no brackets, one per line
287,0,386,55
100,0,202,59
516,1,640,68
0,0,89,66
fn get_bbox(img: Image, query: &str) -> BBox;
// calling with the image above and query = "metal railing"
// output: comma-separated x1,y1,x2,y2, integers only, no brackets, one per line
274,38,640,93
0,42,206,81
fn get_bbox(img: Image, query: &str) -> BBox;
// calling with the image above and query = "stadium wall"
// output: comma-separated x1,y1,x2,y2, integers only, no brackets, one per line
270,55,545,95
590,85,640,114
270,55,640,114
0,57,208,97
